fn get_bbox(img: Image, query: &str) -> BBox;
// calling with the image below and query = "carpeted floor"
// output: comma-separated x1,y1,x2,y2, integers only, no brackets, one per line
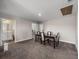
0,39,78,59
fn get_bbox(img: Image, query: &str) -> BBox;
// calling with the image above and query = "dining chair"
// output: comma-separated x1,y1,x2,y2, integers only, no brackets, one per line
35,31,42,43
37,31,41,35
35,31,40,41
41,32,45,43
47,31,52,36
45,31,53,44
55,32,60,47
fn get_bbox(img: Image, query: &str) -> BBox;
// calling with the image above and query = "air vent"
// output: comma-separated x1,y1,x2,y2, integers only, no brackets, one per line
68,0,72,2
67,0,72,2
60,5,73,16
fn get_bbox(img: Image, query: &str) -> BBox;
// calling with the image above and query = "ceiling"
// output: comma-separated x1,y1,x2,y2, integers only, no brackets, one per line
0,0,77,22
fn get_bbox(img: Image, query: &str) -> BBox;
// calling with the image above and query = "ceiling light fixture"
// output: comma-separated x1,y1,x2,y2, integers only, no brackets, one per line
38,13,42,16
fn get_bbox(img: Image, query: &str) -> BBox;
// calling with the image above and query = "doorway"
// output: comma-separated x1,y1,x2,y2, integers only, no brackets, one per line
1,19,16,43
32,22,39,39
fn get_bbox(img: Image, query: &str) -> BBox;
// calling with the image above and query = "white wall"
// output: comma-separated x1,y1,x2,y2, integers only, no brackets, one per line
15,19,32,42
0,20,2,46
43,15,77,44
75,15,78,49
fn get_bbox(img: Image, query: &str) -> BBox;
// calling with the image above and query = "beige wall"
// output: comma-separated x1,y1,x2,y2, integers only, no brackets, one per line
43,15,77,44
15,19,32,42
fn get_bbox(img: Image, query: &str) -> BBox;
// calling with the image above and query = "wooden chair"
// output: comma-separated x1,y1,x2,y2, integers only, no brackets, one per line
47,31,52,44
44,31,53,45
37,31,41,35
41,32,45,44
48,32,60,48
55,32,60,47
35,31,42,44
47,31,52,36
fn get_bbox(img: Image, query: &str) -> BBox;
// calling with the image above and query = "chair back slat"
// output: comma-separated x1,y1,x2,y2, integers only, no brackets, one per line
37,31,41,35
47,31,52,36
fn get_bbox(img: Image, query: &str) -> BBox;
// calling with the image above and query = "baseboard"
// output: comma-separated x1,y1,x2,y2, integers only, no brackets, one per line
59,40,77,50
60,40,75,45
15,38,32,43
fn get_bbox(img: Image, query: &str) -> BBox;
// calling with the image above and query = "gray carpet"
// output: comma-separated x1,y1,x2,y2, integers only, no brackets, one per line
0,39,78,59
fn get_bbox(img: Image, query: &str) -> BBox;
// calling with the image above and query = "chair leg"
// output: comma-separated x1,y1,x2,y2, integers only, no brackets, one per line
55,41,59,47
53,40,56,48
40,38,42,44
57,41,59,46
47,39,51,45
47,39,49,44
44,40,46,45
56,42,58,47
49,40,51,45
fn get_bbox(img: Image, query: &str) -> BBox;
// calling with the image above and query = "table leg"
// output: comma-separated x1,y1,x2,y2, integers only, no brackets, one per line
44,40,45,45
40,38,42,44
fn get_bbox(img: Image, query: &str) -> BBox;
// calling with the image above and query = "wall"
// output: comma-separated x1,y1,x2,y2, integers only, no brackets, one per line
15,19,32,42
75,15,78,50
0,20,2,46
43,15,77,44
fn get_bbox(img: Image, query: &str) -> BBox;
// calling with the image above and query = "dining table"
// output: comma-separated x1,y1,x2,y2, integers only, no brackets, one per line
35,33,57,48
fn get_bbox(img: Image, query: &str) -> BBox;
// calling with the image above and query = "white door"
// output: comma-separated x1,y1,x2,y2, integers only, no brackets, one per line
32,23,39,39
1,20,14,41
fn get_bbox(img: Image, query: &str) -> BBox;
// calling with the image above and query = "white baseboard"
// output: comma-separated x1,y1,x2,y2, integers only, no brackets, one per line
15,38,32,43
15,39,75,44
60,40,75,44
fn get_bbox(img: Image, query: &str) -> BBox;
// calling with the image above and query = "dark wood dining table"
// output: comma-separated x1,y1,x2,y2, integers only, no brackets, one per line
35,34,57,48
